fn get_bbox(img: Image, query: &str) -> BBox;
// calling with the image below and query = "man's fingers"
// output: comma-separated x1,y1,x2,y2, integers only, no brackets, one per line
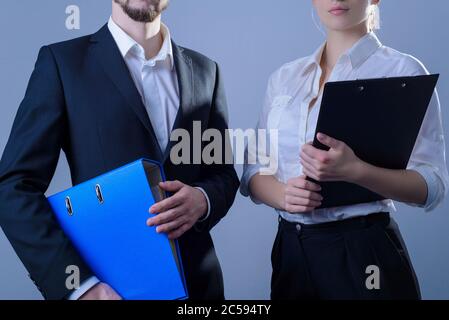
149,181,184,213
149,193,182,214
167,223,191,240
147,208,181,226
102,283,122,300
79,283,122,300
155,217,186,234
159,180,184,192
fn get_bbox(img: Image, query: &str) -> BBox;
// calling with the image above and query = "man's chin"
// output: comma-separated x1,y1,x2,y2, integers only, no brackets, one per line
123,7,161,23
115,0,167,23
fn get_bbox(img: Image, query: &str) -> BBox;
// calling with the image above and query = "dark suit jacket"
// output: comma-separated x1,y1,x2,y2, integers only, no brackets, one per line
0,24,239,300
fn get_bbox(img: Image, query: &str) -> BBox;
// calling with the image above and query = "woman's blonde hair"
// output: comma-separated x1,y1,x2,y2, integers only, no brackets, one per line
369,4,381,31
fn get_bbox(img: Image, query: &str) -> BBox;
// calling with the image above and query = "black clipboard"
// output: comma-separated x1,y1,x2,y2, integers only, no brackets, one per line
306,74,439,209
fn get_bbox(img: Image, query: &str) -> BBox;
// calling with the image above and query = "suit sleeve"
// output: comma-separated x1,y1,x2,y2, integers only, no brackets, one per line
0,46,93,300
192,62,240,232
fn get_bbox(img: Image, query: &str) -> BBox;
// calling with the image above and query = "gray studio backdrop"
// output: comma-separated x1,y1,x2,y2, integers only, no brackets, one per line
1,1,448,300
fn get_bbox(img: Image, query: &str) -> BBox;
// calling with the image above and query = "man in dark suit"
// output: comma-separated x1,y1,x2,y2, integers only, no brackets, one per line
0,0,239,300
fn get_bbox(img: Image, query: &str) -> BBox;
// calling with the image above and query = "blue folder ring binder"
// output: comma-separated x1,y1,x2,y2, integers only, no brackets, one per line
47,158,188,300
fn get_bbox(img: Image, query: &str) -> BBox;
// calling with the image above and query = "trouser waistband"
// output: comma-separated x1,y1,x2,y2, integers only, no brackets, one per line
278,211,390,235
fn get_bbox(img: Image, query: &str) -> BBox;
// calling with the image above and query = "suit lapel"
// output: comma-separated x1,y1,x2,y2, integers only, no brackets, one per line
162,41,195,163
90,24,164,161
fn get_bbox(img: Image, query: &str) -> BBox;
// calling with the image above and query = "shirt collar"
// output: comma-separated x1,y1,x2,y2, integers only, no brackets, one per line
107,16,174,70
346,32,382,69
304,32,382,73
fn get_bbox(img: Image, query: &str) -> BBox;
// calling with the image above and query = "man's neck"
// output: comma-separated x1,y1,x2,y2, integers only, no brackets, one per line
112,4,163,60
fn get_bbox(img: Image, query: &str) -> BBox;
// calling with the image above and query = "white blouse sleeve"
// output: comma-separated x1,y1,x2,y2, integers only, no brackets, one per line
239,73,277,204
404,61,449,212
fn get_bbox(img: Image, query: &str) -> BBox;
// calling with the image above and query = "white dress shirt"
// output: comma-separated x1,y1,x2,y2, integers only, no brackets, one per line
241,32,449,224
69,17,211,299
108,17,179,153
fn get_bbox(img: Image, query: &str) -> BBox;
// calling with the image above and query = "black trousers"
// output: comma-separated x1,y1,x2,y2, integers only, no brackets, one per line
271,212,421,300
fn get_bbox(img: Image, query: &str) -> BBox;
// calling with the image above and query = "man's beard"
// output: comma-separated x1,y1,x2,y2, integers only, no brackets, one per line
114,0,168,23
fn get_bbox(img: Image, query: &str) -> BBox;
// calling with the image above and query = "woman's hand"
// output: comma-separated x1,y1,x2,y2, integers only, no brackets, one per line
300,132,429,207
300,132,363,183
283,175,323,213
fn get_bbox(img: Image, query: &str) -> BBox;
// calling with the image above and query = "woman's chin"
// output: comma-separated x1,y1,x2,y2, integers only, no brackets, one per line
325,22,363,33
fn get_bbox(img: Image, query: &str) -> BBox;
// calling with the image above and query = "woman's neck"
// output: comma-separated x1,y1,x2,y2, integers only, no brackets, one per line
322,25,370,70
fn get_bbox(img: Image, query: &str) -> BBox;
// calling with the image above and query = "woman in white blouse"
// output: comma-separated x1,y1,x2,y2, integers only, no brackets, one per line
241,0,449,299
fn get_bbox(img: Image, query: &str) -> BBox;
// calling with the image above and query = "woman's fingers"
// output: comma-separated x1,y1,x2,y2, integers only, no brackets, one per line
284,175,324,213
300,151,321,169
285,194,322,207
284,203,317,213
302,167,320,182
300,158,321,179
285,185,323,201
287,176,321,192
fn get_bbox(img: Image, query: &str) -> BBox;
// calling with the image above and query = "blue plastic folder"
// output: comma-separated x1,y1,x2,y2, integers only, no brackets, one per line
47,158,188,300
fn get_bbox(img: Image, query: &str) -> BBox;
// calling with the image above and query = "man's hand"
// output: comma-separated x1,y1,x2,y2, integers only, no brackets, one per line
300,132,363,183
147,180,208,240
79,283,121,300
283,175,323,213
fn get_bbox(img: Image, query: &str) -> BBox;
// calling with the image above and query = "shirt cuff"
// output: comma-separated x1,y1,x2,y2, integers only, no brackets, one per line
240,165,264,205
408,165,443,212
67,276,100,300
194,187,211,222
